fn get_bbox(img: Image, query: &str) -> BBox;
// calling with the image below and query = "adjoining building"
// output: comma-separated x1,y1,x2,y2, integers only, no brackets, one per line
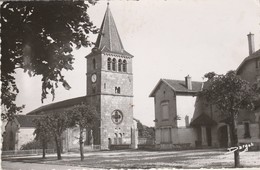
150,33,260,150
149,76,204,149
2,115,38,151
227,33,260,149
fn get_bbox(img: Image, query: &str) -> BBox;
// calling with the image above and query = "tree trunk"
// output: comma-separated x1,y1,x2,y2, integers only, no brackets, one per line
42,139,46,159
79,126,84,161
55,135,62,160
229,114,240,168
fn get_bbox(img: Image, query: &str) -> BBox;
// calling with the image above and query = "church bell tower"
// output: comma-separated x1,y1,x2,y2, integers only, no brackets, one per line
86,3,134,150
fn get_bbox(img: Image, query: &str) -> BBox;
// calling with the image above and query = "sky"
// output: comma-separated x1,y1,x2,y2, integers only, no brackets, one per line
14,0,260,127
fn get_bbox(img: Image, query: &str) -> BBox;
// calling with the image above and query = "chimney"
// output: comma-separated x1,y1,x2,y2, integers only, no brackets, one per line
185,75,192,90
247,32,255,55
185,115,189,127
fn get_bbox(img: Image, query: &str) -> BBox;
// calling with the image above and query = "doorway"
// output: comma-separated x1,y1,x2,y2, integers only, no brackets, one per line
218,125,228,148
206,127,212,146
108,138,111,149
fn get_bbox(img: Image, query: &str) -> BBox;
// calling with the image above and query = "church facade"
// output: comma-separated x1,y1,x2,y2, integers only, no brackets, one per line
5,4,138,151
84,3,135,150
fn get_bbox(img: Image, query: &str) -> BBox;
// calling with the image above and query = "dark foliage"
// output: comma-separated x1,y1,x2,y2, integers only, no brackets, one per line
33,116,53,158
1,1,98,120
20,140,42,150
199,70,259,167
136,120,155,139
66,104,99,161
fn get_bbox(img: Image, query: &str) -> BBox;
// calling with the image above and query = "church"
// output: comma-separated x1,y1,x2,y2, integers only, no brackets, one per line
3,4,138,151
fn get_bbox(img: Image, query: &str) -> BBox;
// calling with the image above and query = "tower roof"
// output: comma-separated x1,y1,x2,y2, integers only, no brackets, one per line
94,4,132,57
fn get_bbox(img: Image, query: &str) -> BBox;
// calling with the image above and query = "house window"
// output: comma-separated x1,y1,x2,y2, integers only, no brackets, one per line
118,59,122,72
123,60,127,72
161,128,171,143
244,122,251,139
161,101,169,120
112,58,117,71
92,58,96,69
107,58,111,70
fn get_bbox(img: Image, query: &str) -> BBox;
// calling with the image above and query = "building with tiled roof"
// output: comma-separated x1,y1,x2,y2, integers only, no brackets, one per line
27,96,86,115
149,77,203,97
15,115,39,127
237,49,260,76
2,115,39,150
150,33,260,150
235,33,260,149
150,76,203,148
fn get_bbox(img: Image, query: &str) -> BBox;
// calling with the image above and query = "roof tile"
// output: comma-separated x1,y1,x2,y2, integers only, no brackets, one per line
237,49,260,74
15,115,39,128
163,79,203,93
190,114,217,126
27,96,86,115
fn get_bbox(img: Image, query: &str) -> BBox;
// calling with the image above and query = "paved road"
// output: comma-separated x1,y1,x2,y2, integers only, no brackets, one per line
2,161,99,170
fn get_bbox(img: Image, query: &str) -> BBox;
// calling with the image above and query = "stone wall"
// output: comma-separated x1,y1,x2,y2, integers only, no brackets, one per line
155,127,197,149
17,128,35,150
3,121,18,150
3,121,35,150
171,128,198,147
100,95,133,150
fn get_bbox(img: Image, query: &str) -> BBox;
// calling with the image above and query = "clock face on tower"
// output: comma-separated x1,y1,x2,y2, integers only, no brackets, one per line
91,73,97,83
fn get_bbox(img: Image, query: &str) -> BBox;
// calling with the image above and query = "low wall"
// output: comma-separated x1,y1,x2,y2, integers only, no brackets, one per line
110,144,131,150
138,144,155,150
155,127,197,150
171,128,197,147
2,149,55,157
68,145,101,152
138,138,155,145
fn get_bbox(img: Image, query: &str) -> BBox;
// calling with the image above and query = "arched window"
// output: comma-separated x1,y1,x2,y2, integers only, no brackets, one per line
123,60,127,72
112,58,116,71
92,58,96,69
119,133,122,144
118,59,122,72
108,138,112,149
114,133,118,144
107,58,111,70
